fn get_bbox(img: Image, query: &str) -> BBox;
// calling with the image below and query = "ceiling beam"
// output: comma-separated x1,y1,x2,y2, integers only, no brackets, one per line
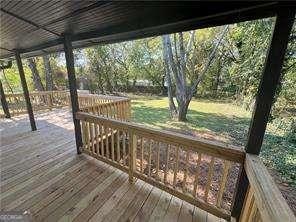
0,8,60,36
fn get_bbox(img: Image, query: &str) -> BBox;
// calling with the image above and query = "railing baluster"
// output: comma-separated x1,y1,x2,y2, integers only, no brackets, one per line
123,131,127,165
89,122,94,154
217,160,230,207
111,127,114,161
183,149,190,193
140,137,144,173
205,156,215,201
106,124,109,159
156,141,160,180
164,144,170,184
107,104,110,118
112,103,116,119
120,101,123,120
86,122,91,152
81,121,87,150
116,101,119,119
116,130,120,162
94,122,99,155
100,124,104,157
129,131,136,183
173,146,180,188
148,139,152,177
193,152,202,197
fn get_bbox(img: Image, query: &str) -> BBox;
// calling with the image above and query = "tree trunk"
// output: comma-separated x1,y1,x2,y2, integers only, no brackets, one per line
105,73,113,93
214,60,222,97
27,58,44,91
162,35,177,117
161,75,166,96
162,27,228,122
43,55,54,91
2,69,14,94
178,99,190,121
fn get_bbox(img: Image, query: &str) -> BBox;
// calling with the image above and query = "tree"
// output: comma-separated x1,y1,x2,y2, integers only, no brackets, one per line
43,55,54,90
27,58,44,91
162,26,229,121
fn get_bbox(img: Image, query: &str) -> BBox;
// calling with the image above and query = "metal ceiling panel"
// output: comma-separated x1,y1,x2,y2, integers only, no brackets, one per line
0,1,294,60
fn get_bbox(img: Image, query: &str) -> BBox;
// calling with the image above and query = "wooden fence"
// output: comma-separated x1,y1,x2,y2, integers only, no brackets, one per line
76,111,245,220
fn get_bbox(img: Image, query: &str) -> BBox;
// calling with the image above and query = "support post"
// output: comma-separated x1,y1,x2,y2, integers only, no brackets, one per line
63,34,82,154
0,80,11,118
231,9,295,219
15,50,37,131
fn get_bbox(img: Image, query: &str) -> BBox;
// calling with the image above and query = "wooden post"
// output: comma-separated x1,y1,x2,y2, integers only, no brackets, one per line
63,34,82,154
0,80,11,118
15,50,37,131
231,9,295,219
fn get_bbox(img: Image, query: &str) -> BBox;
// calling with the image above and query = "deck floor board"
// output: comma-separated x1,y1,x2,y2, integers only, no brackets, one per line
0,109,225,222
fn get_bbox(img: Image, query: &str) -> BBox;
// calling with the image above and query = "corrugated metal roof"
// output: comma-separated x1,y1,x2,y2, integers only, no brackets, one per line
0,1,294,59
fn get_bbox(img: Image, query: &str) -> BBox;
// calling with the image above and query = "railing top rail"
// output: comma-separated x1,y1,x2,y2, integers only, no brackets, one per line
76,111,245,163
5,90,68,96
5,91,129,101
77,93,129,101
245,154,295,222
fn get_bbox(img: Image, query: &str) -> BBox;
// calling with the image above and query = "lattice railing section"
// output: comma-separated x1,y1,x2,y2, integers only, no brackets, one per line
76,112,245,220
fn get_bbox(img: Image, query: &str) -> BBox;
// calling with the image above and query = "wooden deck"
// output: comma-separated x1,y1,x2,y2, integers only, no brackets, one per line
0,109,225,222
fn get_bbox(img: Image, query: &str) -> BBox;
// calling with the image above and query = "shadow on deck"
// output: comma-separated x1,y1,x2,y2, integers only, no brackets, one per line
0,109,225,222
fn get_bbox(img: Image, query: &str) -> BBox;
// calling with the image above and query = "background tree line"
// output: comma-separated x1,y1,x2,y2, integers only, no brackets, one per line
1,18,295,138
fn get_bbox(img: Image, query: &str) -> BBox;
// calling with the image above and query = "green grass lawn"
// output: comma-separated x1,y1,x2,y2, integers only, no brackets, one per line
130,94,296,187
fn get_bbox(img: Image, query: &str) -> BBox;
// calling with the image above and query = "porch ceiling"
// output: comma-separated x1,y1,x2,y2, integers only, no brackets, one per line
0,1,293,59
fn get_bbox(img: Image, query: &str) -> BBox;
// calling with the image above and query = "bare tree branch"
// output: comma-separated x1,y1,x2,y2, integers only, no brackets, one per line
190,25,229,96
185,31,195,62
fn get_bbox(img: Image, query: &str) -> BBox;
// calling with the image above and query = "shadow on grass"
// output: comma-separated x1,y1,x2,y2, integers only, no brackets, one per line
132,103,250,146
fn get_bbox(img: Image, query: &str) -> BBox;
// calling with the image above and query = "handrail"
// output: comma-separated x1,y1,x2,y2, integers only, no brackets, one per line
76,112,244,163
240,154,295,222
76,111,245,220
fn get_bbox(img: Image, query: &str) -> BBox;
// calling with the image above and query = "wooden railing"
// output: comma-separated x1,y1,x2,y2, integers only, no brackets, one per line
76,111,245,220
2,91,69,116
80,95,131,121
1,91,130,120
4,91,294,221
239,154,295,222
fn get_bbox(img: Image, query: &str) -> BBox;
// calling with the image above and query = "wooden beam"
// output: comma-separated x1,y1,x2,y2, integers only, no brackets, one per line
15,50,36,131
232,9,295,220
0,79,11,118
63,34,82,154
